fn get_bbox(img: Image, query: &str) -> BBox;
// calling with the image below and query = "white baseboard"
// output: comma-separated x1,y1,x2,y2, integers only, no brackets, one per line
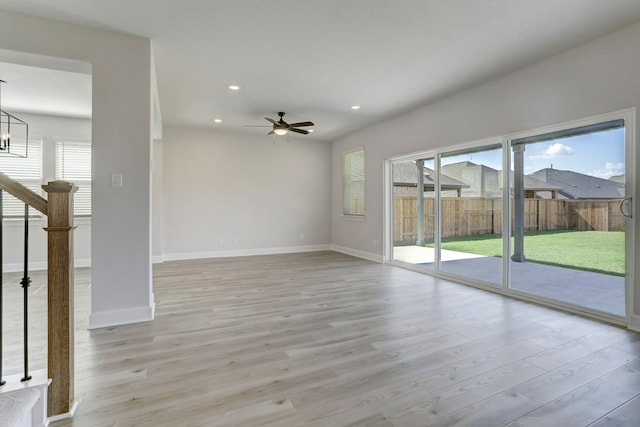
47,400,78,424
163,244,332,262
88,303,155,329
74,258,91,268
152,255,164,264
2,258,91,273
330,245,384,263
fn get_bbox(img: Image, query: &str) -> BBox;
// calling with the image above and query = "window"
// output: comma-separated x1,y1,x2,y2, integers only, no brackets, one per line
343,148,365,216
56,140,91,216
0,139,43,217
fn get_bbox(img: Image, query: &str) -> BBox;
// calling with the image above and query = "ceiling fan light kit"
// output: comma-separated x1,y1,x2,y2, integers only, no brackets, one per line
248,111,315,137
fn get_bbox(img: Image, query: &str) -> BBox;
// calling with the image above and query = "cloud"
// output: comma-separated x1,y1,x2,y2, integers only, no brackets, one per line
529,143,575,160
589,162,625,179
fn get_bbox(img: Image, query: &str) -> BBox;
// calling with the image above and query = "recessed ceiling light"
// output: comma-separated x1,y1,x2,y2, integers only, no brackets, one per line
350,105,361,110
213,118,222,123
228,84,241,91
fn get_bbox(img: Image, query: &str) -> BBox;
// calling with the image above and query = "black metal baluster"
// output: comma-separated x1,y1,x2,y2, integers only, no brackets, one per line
0,190,4,386
20,203,31,382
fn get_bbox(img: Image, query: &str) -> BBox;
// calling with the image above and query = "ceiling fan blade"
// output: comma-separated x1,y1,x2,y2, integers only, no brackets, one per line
267,130,276,135
289,127,310,135
288,121,314,127
265,117,276,124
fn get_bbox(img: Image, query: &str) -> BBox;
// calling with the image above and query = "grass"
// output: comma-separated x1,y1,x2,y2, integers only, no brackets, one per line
431,230,625,276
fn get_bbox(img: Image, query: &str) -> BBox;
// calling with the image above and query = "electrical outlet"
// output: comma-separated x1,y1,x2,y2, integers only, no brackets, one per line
300,233,305,240
111,173,123,187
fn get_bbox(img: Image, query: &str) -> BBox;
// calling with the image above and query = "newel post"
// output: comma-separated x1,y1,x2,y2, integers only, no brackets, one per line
42,180,77,417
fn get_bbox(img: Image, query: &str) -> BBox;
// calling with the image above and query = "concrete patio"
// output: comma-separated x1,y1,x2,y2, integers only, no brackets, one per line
393,245,625,316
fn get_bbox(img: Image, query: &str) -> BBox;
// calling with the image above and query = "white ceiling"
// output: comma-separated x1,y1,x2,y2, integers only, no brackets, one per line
1,0,640,140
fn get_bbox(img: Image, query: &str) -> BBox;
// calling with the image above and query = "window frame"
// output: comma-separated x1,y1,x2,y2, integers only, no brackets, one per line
343,147,365,217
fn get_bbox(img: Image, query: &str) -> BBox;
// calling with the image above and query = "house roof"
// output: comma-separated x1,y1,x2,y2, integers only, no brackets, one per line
442,162,563,193
392,162,468,191
495,171,563,192
529,168,625,199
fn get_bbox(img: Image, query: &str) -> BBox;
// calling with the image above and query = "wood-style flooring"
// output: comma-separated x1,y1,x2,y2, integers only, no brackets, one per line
2,251,640,426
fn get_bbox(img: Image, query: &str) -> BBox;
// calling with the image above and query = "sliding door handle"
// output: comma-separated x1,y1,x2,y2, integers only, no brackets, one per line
619,197,633,218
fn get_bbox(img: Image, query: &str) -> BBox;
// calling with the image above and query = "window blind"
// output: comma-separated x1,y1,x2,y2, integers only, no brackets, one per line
56,140,92,216
343,148,365,216
0,139,43,217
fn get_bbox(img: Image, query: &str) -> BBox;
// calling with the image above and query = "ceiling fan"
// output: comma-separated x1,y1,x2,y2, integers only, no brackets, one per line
248,112,315,136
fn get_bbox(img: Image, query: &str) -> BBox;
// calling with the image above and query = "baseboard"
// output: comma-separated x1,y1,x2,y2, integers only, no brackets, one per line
330,245,384,263
163,244,332,262
152,255,164,264
74,258,91,268
88,304,155,329
3,261,48,273
47,400,78,424
2,258,91,273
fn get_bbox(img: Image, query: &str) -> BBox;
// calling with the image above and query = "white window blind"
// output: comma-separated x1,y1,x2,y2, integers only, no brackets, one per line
0,139,43,217
343,148,365,216
56,140,91,216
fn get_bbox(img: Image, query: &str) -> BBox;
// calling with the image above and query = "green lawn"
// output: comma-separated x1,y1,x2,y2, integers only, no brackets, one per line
433,230,625,276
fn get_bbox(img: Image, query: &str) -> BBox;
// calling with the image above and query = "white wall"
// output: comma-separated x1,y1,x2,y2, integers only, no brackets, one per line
0,10,155,328
331,22,640,328
1,113,91,271
162,127,331,260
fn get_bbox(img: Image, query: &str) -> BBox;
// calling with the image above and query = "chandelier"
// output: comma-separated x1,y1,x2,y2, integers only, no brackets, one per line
0,79,29,158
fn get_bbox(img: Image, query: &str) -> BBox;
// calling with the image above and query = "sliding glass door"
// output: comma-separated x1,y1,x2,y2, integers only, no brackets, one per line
508,119,630,316
438,145,503,286
391,158,436,268
388,110,634,322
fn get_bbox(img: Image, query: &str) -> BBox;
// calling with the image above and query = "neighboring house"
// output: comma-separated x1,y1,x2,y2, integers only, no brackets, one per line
530,168,625,199
442,161,561,198
441,161,501,198
498,171,564,199
392,161,468,197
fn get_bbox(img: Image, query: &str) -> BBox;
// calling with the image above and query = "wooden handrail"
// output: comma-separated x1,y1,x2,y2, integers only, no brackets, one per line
0,171,48,215
0,172,75,418
0,172,78,416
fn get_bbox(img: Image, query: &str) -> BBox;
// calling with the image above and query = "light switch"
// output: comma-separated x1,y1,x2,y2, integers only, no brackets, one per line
111,173,123,188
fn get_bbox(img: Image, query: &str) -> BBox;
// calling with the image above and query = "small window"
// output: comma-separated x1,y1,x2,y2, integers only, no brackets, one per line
343,147,365,216
56,140,91,216
0,139,43,217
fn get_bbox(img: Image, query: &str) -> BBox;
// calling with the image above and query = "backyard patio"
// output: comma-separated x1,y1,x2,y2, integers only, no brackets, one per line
393,245,625,317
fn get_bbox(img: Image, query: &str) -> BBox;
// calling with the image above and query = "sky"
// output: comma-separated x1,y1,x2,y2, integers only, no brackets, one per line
439,128,625,179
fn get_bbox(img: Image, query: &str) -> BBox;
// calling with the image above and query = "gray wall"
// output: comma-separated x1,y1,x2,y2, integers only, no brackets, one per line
161,127,332,259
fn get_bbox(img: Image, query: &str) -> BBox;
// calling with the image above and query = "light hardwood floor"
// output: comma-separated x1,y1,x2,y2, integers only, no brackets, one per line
2,251,640,426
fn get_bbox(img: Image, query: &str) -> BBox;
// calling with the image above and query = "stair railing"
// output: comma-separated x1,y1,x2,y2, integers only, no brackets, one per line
0,171,76,418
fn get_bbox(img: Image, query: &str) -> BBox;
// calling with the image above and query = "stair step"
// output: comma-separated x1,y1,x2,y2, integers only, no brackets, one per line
0,388,40,427
0,370,50,427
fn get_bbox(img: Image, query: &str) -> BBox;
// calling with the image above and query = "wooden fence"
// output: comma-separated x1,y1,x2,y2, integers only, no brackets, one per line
394,197,625,244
